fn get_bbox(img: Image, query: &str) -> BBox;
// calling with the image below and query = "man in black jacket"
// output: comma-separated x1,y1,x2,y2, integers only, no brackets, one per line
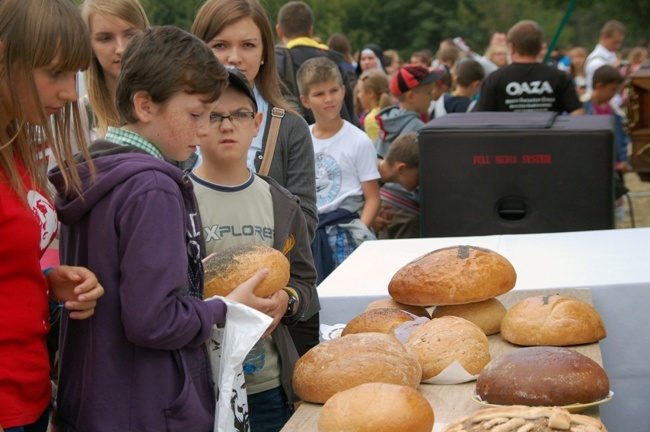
275,1,359,127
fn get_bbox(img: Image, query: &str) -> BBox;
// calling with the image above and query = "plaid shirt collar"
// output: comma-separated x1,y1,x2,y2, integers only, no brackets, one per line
105,127,164,160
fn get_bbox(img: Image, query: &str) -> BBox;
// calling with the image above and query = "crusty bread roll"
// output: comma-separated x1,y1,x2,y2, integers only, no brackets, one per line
203,244,289,298
405,316,490,380
476,346,610,407
388,245,516,306
442,406,607,432
293,333,422,403
319,383,435,432
365,298,431,318
500,294,606,346
431,298,506,335
342,308,414,336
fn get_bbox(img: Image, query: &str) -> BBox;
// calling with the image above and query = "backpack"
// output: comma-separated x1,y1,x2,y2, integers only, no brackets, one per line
275,44,360,127
275,45,309,121
276,46,300,103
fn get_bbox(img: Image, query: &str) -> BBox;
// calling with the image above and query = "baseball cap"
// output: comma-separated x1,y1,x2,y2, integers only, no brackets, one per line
224,66,257,112
390,64,445,97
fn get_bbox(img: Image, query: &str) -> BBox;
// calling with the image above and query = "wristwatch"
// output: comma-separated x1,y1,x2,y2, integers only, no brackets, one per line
283,288,298,317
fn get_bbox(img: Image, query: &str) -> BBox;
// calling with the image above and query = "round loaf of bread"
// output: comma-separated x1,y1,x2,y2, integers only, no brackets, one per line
388,245,516,306
293,332,422,403
500,294,607,346
318,383,435,432
365,298,431,318
442,406,607,432
431,298,507,335
405,316,490,380
342,308,415,336
475,346,610,406
203,244,289,298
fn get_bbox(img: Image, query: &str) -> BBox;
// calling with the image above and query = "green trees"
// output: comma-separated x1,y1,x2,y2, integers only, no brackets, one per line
75,0,647,59
261,0,649,58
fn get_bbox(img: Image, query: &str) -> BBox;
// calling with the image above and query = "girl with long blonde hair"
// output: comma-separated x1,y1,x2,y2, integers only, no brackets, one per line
0,0,104,430
81,0,149,138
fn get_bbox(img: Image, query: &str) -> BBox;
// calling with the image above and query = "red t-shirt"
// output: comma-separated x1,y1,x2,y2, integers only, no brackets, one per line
0,159,57,427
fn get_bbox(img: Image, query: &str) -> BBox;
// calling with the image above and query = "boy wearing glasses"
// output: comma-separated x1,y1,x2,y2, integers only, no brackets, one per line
190,68,316,431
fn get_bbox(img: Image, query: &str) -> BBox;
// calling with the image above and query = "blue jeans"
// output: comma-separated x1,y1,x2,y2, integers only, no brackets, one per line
248,386,293,432
5,408,49,432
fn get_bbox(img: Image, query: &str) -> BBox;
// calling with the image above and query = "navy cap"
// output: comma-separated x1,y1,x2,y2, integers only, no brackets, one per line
224,66,257,112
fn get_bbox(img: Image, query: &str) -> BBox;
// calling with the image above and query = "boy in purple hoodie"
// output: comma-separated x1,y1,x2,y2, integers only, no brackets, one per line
48,26,280,432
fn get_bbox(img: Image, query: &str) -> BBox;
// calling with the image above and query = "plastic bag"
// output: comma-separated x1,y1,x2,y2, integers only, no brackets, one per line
205,296,272,432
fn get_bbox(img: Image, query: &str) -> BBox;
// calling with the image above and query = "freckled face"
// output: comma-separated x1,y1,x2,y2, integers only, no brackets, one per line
147,92,215,161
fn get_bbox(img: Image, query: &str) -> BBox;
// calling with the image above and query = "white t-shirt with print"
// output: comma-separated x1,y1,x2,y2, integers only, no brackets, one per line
310,120,380,214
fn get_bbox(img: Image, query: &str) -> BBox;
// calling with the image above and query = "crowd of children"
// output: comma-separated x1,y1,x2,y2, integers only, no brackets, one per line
1,0,644,431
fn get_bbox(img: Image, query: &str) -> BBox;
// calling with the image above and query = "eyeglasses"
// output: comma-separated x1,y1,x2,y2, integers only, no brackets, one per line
210,111,255,125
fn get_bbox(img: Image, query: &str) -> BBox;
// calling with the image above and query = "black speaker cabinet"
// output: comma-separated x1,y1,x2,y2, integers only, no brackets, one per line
418,112,615,237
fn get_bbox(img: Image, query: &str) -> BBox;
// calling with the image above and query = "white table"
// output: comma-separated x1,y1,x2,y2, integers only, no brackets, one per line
314,228,650,432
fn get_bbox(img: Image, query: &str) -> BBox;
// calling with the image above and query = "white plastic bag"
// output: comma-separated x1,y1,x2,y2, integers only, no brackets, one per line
205,296,272,432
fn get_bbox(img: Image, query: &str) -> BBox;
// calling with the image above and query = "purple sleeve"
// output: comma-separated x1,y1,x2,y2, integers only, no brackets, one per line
116,181,225,350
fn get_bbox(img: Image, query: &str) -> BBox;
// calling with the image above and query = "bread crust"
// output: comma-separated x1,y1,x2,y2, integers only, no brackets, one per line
342,308,415,336
431,298,507,335
365,298,431,318
203,244,290,298
405,316,490,380
318,383,435,432
388,246,516,306
500,294,607,346
293,333,422,403
475,346,610,406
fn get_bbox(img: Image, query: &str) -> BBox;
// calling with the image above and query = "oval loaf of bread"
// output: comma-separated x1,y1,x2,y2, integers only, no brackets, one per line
365,298,431,318
388,245,516,306
475,346,610,407
203,244,289,298
318,383,435,432
342,308,415,336
500,294,606,346
293,332,422,403
431,298,507,335
405,316,490,380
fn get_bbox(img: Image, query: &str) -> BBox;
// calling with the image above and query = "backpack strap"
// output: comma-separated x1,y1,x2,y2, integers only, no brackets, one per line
276,45,300,100
258,107,285,175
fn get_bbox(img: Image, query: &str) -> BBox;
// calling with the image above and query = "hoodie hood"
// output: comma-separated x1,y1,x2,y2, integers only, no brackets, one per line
48,140,188,226
374,105,424,158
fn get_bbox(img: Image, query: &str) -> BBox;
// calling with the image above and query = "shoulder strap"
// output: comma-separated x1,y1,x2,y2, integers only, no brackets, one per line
276,46,300,98
258,107,285,176
284,48,297,92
